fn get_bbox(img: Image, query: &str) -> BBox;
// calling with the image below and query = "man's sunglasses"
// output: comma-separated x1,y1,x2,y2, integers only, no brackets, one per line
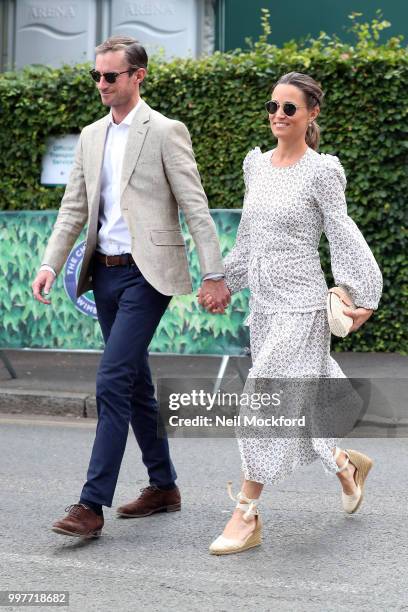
89,68,136,84
265,100,307,117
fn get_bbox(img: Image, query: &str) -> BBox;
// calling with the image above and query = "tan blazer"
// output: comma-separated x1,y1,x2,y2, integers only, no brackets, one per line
42,99,224,296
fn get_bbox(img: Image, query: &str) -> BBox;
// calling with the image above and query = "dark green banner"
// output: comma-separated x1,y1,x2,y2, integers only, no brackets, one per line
0,211,249,355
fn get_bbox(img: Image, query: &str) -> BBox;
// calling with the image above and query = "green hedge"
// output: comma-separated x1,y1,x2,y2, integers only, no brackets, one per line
0,12,407,353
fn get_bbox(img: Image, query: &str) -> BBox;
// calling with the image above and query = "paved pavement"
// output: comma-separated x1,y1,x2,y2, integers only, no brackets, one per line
0,417,407,612
0,350,407,611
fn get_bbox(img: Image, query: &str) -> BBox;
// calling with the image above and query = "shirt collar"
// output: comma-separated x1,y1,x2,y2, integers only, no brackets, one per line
108,99,142,127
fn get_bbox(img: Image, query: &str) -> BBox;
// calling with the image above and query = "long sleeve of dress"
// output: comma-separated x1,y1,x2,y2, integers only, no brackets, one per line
314,155,383,310
224,148,260,294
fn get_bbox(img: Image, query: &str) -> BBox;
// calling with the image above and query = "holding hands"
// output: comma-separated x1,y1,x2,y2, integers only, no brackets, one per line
197,279,231,314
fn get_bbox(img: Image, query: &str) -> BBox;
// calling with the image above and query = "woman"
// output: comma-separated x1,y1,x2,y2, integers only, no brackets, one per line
200,72,382,555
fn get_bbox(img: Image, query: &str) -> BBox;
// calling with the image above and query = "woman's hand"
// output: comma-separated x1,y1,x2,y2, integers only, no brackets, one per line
329,287,373,333
342,306,373,332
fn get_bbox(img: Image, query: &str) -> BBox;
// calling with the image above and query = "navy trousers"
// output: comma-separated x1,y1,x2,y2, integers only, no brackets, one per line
80,258,176,507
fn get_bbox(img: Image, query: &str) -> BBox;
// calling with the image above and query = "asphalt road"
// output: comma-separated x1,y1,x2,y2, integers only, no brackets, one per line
1,415,407,611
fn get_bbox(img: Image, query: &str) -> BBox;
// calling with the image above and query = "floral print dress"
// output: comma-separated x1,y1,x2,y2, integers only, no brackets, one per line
224,146,383,484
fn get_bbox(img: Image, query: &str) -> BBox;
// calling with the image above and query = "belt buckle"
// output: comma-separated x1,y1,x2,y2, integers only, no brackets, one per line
105,255,115,267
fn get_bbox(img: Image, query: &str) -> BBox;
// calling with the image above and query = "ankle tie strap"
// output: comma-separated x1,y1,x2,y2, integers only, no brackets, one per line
333,447,350,473
226,481,259,522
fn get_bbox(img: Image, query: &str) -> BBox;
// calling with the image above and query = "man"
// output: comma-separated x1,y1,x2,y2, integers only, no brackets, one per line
32,36,230,538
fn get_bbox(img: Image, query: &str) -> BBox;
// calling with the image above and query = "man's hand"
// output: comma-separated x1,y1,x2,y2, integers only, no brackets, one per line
197,279,230,314
32,270,55,305
342,306,373,333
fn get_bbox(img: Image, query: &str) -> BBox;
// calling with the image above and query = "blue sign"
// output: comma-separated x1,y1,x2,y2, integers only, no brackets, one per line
63,240,98,319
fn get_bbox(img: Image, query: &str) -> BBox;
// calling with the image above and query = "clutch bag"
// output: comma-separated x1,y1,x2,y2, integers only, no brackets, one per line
327,287,356,337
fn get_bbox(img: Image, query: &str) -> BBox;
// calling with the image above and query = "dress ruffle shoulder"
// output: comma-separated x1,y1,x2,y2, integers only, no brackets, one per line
243,147,262,185
318,153,347,191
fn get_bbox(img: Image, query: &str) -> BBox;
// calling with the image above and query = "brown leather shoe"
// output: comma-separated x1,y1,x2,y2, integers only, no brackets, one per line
117,485,181,518
52,504,104,538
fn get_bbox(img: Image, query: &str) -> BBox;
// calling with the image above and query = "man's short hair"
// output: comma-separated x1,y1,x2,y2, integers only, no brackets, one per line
95,36,148,70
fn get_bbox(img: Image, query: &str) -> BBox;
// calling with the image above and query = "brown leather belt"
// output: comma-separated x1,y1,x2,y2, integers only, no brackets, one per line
95,252,135,267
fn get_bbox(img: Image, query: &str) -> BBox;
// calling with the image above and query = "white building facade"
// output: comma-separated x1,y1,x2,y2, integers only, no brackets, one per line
0,0,217,71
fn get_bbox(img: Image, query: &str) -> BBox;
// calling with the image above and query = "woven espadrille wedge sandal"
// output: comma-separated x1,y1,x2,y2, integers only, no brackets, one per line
334,447,374,514
209,482,262,555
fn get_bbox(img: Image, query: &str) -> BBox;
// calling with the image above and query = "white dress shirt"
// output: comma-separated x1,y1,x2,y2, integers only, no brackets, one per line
97,101,141,254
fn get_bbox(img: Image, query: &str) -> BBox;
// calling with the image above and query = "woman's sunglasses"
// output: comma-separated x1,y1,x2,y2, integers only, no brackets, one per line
89,68,135,84
265,100,306,117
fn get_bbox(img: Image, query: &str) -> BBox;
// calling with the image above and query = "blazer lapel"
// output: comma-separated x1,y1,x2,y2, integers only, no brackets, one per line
87,114,110,233
120,101,151,198
89,114,110,192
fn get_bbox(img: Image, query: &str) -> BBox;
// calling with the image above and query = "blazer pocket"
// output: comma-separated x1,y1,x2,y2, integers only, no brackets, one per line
150,229,185,246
